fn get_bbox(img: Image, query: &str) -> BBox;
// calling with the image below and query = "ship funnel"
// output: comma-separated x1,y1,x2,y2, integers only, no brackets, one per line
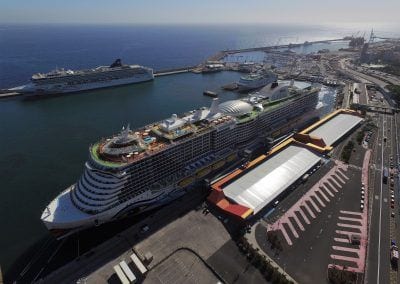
209,98,219,115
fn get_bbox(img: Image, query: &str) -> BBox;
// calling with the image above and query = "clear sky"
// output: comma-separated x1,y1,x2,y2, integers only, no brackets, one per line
1,0,399,25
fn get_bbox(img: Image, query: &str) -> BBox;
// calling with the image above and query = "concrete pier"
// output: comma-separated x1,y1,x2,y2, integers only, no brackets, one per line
154,66,196,77
206,37,347,62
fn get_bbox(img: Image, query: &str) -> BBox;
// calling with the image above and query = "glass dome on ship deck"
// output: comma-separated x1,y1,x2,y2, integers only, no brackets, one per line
218,100,253,116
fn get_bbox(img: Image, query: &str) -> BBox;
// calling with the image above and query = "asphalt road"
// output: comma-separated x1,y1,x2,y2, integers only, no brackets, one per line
366,111,399,284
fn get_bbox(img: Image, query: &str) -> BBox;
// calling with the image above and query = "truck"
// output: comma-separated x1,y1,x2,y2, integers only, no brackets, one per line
391,243,399,266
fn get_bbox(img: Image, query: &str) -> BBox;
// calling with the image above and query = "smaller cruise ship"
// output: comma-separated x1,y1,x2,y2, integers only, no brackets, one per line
237,70,277,92
9,59,154,95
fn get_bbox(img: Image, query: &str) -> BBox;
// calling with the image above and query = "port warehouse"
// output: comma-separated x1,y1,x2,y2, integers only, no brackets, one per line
207,109,363,219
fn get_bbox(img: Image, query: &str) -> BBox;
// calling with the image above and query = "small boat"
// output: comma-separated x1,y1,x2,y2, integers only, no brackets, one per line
203,90,218,97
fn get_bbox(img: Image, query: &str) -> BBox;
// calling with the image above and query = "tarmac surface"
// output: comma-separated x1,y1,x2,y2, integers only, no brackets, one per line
366,110,399,284
248,121,371,284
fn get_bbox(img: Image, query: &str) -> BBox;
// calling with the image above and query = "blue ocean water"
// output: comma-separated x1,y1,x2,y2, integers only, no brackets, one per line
0,23,399,278
1,23,399,89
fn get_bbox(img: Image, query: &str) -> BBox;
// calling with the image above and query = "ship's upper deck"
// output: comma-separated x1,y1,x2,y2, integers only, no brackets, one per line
90,85,320,168
31,64,148,80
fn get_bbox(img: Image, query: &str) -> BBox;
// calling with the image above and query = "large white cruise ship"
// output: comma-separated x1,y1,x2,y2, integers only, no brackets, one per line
237,70,278,92
9,59,154,95
41,82,320,237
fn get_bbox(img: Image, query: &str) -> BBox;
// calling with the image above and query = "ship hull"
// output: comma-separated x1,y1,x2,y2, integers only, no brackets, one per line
41,86,320,238
42,152,245,239
237,78,277,92
23,73,154,96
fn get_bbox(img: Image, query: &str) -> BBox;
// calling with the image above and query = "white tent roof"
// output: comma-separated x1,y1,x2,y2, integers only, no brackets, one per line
309,114,363,145
223,145,321,213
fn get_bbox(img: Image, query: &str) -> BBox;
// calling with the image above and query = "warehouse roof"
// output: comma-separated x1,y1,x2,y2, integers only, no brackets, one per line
223,145,321,214
309,114,363,145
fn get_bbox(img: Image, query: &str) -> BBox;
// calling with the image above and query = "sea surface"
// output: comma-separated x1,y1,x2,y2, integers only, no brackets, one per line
0,23,399,278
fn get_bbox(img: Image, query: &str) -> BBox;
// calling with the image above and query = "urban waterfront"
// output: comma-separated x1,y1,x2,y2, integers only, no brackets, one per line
0,22,399,279
0,69,337,273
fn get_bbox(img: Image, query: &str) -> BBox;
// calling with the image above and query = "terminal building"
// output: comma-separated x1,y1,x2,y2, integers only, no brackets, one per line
207,109,363,219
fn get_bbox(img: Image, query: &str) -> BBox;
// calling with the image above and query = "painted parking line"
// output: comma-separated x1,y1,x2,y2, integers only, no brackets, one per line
267,160,351,246
338,216,363,223
308,198,321,213
286,220,299,239
337,223,362,230
317,188,330,202
334,173,346,184
291,214,305,231
322,184,335,197
330,254,360,267
324,179,338,192
297,209,310,225
328,177,342,189
280,225,292,246
302,202,316,219
336,170,350,180
337,168,349,179
335,230,358,236
328,150,371,275
332,246,360,254
334,237,350,243
312,193,325,208
339,210,363,217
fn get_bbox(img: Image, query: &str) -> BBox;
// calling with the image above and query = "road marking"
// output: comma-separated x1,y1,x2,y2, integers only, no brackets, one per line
337,223,361,229
302,202,316,219
334,237,350,243
330,255,360,267
286,220,299,238
326,180,339,192
377,113,385,284
308,198,321,213
297,209,310,225
339,210,363,217
291,214,305,231
339,216,363,223
322,184,335,197
332,246,360,254
280,225,292,246
313,193,325,207
318,188,330,202
329,177,342,188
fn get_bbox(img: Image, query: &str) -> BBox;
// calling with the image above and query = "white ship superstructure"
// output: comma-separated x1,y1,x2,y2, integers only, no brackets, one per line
9,59,154,95
237,70,278,92
41,82,320,237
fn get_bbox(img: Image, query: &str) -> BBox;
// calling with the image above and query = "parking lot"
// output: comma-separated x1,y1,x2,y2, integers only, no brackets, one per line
256,157,364,283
